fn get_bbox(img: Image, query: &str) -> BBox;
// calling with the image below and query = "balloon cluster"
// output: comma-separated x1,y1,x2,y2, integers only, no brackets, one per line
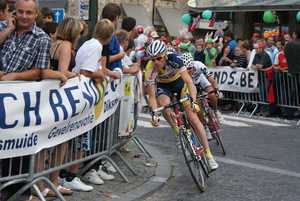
181,10,213,23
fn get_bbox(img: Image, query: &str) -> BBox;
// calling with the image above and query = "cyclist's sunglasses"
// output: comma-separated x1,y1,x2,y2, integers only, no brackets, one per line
150,55,164,62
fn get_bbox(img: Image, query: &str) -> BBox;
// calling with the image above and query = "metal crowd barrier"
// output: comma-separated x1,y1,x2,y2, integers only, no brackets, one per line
221,69,300,124
0,75,152,201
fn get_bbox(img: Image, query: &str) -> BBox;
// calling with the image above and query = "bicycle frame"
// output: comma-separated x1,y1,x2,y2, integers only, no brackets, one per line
173,108,204,159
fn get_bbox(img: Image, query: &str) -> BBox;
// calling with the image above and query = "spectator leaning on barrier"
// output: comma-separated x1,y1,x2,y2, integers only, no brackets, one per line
271,39,294,119
251,42,273,117
285,30,300,107
60,19,116,190
100,3,123,82
215,44,234,66
0,0,52,200
35,17,82,198
285,30,300,75
115,29,140,75
231,45,248,68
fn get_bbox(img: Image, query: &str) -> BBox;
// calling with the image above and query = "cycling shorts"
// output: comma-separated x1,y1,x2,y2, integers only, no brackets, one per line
197,73,212,90
156,77,190,107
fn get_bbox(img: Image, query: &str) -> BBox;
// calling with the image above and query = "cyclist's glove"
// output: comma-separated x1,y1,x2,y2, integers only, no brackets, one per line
150,115,160,127
191,101,201,113
217,91,223,99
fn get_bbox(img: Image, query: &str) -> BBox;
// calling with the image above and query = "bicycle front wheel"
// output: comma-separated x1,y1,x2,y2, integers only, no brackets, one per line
179,130,206,192
207,110,226,155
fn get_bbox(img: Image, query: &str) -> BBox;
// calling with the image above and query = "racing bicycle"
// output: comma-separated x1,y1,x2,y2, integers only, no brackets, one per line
150,94,210,192
197,90,226,155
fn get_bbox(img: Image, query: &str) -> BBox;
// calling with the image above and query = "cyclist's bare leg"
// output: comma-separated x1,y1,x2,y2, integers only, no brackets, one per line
196,99,206,125
157,94,177,129
184,104,209,150
205,86,218,109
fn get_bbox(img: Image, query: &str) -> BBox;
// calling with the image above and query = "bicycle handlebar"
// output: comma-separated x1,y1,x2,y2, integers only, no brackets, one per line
149,94,192,119
196,90,218,98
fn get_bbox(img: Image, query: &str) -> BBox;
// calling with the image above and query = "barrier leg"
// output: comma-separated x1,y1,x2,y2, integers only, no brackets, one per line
131,136,153,158
111,150,139,177
250,102,259,117
7,177,66,201
237,101,245,116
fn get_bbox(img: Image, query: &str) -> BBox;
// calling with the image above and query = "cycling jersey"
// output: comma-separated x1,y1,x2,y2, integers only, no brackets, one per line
144,53,186,85
190,61,212,90
191,61,212,80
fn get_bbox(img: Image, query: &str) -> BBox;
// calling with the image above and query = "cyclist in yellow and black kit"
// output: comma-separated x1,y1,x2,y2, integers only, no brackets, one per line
145,40,218,170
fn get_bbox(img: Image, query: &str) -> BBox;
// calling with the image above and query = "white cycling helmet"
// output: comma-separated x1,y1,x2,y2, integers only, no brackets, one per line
180,53,194,69
146,40,167,58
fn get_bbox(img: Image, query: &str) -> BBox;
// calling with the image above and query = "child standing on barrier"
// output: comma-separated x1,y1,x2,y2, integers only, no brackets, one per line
57,19,116,191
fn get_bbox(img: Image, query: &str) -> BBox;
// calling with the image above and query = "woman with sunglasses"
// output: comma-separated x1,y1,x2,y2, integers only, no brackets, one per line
144,40,219,170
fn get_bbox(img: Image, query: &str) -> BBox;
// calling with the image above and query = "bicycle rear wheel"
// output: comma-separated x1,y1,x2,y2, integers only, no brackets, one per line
179,130,206,192
207,110,226,155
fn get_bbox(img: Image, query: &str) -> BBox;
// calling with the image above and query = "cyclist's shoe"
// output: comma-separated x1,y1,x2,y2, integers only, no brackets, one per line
204,125,212,141
207,156,218,170
173,127,179,134
175,135,182,150
215,109,224,124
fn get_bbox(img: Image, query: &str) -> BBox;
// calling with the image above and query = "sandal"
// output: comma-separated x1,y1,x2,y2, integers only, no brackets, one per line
33,188,56,197
119,147,131,153
25,195,41,201
57,185,73,195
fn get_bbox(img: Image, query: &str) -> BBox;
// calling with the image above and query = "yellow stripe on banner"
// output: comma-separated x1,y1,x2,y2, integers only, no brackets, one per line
94,79,108,120
124,82,131,96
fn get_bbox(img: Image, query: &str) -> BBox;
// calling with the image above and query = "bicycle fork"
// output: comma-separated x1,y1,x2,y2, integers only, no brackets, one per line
174,108,204,160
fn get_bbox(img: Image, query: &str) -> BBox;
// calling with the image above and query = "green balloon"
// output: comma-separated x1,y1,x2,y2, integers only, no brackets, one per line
263,11,274,23
182,14,191,23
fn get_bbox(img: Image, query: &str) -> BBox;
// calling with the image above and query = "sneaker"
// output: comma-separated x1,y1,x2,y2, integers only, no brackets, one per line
204,125,212,141
58,177,65,185
262,111,271,117
97,165,115,180
175,135,182,150
102,160,117,173
256,111,264,116
215,110,224,124
62,177,93,191
207,156,218,170
82,169,104,185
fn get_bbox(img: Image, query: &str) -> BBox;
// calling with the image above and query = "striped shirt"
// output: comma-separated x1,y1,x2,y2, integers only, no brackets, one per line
233,54,248,68
0,22,51,74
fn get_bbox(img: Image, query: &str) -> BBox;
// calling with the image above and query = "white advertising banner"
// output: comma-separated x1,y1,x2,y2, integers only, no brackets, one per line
207,66,259,93
0,75,126,158
118,75,135,136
